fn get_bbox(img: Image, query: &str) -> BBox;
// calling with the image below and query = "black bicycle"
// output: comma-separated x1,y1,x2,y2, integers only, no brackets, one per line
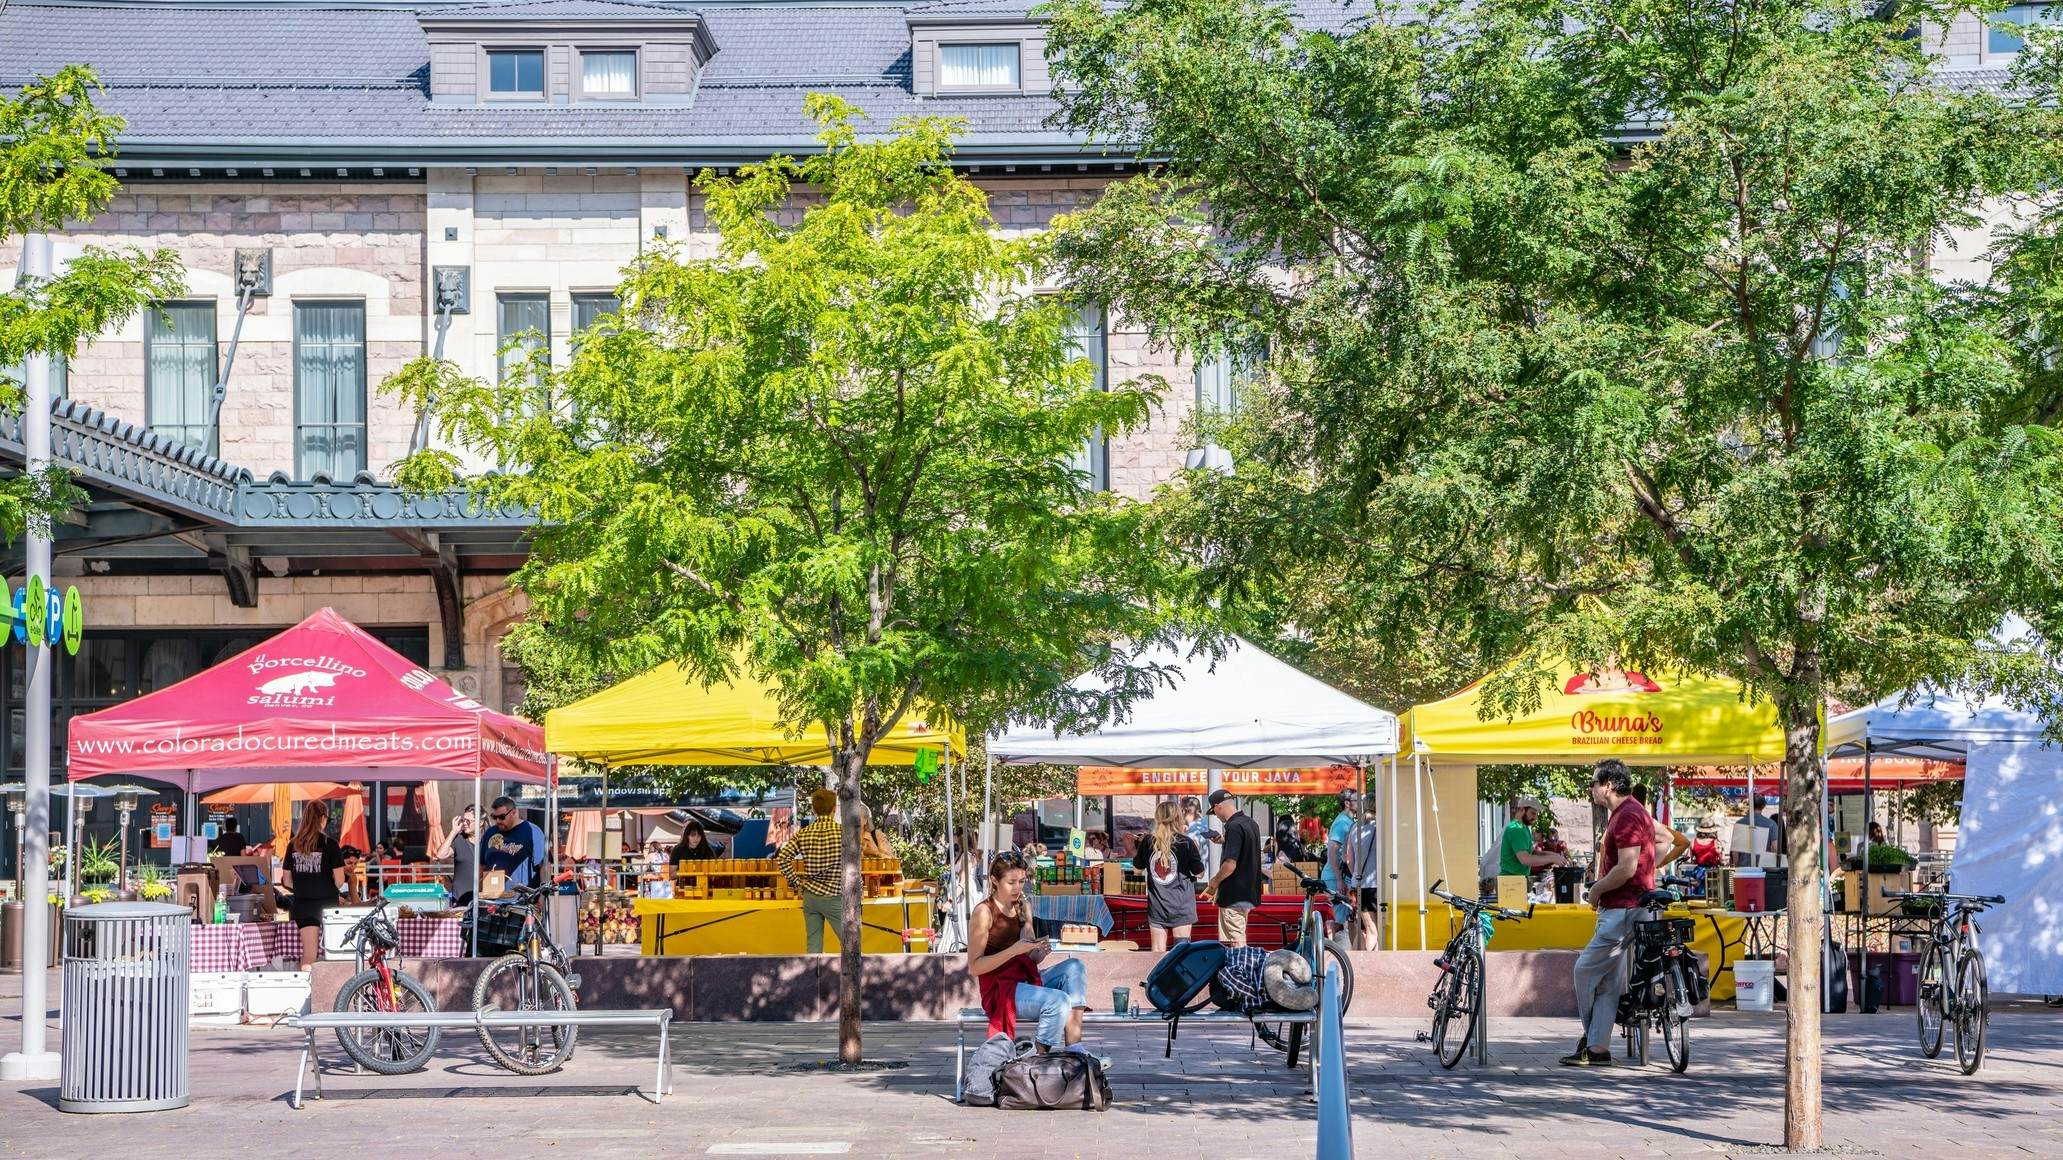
1614,876,1703,1073
1888,888,2006,1075
1423,879,1531,1068
467,873,581,1075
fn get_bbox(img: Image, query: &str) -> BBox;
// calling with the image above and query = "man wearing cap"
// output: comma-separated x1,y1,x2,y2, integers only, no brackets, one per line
1200,789,1263,948
1323,788,1361,929
1501,797,1568,880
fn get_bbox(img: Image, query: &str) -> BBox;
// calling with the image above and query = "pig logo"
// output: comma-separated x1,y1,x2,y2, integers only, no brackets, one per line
258,671,339,697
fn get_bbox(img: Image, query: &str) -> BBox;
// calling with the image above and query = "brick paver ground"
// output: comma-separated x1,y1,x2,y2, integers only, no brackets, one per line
3,977,2058,1159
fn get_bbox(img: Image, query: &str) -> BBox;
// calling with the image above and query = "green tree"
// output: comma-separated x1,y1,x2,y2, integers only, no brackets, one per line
1045,0,2063,1144
393,97,1190,1063
0,67,183,534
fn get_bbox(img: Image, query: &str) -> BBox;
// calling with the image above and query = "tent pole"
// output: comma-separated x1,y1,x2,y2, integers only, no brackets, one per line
1389,753,1400,947
1414,754,1427,952
942,739,958,954
469,775,482,956
1205,768,1224,880
981,746,994,871
1861,740,1872,1002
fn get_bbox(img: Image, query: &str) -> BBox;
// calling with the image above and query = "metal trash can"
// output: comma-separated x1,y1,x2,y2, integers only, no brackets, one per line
58,902,190,1113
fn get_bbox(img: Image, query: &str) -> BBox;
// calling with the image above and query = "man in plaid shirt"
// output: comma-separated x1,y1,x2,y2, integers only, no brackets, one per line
777,788,846,953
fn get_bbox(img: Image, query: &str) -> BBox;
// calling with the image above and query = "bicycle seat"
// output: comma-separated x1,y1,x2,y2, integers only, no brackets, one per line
1639,888,1681,909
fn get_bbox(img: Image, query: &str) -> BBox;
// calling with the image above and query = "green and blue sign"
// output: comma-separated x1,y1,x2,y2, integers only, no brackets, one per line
7,577,83,655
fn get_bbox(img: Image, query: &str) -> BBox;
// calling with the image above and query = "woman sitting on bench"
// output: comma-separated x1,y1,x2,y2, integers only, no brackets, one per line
969,851,1104,1067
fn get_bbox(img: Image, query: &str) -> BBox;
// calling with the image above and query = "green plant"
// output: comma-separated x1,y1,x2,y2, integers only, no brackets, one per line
132,862,173,901
75,837,120,883
1866,843,1915,869
80,886,111,904
890,835,941,883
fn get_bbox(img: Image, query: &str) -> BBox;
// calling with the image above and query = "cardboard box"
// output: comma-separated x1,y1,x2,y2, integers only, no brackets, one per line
1041,883,1084,896
1099,862,1127,896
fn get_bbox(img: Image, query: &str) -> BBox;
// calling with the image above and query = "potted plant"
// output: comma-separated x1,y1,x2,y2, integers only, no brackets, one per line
72,837,121,904
132,862,175,902
1865,843,1915,875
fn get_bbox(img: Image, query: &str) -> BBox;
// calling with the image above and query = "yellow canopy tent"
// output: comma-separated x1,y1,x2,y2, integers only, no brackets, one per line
544,660,963,767
1376,657,1788,953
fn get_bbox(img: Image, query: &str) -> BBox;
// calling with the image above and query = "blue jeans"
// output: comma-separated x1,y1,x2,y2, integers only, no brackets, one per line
1015,957,1088,1047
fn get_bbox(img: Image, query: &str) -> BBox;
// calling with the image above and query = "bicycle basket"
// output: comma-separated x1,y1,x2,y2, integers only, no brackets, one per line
462,907,528,957
1636,918,1695,949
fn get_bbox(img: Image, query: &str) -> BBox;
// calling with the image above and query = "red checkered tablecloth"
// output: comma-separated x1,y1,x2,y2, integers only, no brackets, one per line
191,922,300,971
190,915,466,970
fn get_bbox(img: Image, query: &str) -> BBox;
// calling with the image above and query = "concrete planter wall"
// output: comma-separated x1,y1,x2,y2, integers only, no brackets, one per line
310,950,1580,1021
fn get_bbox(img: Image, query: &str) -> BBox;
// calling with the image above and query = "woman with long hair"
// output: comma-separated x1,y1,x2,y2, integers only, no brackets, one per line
855,803,894,860
670,820,719,864
282,799,346,969
1130,800,1205,951
967,851,1102,1066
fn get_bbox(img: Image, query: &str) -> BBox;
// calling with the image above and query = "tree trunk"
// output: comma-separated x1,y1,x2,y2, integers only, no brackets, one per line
836,749,866,1065
1779,687,1825,1151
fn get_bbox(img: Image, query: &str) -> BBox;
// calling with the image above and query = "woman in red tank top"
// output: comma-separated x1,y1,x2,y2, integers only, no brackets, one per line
967,852,1094,1054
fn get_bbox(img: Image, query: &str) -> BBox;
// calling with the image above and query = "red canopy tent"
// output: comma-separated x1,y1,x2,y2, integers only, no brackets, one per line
67,608,550,944
68,607,548,789
1671,755,1963,796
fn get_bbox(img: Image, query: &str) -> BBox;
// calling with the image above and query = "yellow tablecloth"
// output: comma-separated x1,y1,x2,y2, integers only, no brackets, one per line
1388,902,1748,1001
634,896,933,956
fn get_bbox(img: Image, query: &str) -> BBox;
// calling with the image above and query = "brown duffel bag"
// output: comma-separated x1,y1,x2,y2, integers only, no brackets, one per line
992,1051,1112,1111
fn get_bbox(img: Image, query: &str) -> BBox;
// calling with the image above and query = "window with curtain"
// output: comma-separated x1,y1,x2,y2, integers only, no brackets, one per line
498,293,551,387
293,301,367,479
582,50,636,97
144,301,217,453
1064,301,1108,492
1195,339,1264,416
939,43,1021,89
2,354,66,399
571,292,618,342
488,49,545,96
1989,4,2059,53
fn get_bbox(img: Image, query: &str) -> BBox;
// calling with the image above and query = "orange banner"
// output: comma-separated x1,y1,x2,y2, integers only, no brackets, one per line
1075,766,1360,796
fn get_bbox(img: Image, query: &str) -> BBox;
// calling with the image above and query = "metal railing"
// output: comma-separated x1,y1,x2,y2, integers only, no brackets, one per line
1315,953,1352,1159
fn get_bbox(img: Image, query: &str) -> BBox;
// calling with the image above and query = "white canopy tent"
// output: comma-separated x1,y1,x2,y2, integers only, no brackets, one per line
983,637,1402,943
1827,680,2059,995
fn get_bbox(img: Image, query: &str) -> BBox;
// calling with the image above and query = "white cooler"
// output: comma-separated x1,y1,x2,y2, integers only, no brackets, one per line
189,972,246,1026
320,905,375,960
244,971,312,1017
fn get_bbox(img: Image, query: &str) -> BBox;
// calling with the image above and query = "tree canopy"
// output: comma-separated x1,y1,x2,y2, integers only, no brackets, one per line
394,96,1193,1061
1044,0,2063,1143
0,67,183,537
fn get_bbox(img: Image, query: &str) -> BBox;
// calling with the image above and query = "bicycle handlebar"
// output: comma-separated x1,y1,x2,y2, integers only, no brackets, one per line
1426,879,1533,922
1296,873,1352,906
1885,890,2006,908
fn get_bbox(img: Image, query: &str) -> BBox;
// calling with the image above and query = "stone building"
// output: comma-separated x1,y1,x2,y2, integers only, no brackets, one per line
0,0,2037,863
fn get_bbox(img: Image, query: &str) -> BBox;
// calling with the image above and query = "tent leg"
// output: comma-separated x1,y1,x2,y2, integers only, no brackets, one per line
1861,742,1872,1005
469,776,482,957
943,741,958,956
1414,755,1426,953
1389,753,1400,946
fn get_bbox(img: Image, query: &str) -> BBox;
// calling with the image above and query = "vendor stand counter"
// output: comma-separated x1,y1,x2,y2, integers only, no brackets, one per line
191,914,465,970
634,857,930,955
1102,894,1319,952
1388,901,1754,1002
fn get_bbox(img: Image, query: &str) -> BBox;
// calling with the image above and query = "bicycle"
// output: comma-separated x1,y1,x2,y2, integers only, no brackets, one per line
1255,873,1358,1059
468,872,582,1075
1422,878,1531,1068
330,894,441,1075
1614,875,1703,1073
1887,888,2006,1075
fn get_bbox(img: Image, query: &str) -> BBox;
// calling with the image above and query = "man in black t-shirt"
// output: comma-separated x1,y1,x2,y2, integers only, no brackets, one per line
1201,789,1263,948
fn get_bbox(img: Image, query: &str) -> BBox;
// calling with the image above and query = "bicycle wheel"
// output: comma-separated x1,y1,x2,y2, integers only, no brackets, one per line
473,955,579,1075
1661,965,1692,1073
1323,937,1356,1013
333,968,441,1076
1433,951,1480,1069
1954,951,1987,1076
1916,944,1948,1059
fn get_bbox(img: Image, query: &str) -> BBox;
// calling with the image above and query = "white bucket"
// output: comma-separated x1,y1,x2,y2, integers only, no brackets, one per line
1736,959,1776,1012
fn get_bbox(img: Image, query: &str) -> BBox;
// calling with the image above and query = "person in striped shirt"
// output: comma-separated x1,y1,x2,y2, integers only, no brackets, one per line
778,788,845,953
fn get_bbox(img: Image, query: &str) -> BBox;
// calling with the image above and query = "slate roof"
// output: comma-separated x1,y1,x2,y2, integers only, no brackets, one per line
0,0,1100,163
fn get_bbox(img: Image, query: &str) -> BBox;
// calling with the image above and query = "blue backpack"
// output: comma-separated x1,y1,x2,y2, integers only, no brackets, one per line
1143,940,1227,1057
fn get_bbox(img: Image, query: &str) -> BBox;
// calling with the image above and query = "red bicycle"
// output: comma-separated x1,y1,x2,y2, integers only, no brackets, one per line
330,894,441,1074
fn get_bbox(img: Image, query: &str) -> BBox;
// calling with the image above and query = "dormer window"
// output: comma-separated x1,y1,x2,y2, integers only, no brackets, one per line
938,43,1021,91
487,49,545,98
909,16,1048,96
581,50,637,98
